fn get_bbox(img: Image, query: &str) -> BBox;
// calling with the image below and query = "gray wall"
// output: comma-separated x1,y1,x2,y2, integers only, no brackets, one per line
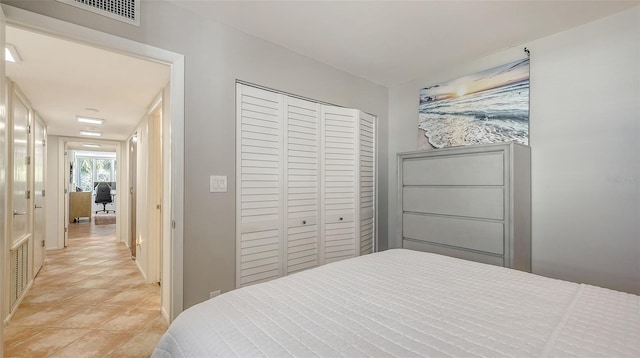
389,7,639,294
2,0,389,307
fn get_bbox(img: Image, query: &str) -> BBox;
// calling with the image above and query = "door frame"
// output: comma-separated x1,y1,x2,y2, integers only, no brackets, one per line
57,137,123,249
1,4,185,322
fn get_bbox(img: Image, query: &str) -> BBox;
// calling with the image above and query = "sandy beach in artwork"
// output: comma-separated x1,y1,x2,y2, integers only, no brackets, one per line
418,128,435,150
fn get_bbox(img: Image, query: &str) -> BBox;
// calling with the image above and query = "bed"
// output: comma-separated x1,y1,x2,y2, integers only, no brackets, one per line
153,249,639,357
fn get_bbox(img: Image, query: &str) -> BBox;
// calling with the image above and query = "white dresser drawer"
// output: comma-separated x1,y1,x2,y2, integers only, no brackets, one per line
403,213,504,255
403,187,504,220
403,152,503,186
403,239,504,267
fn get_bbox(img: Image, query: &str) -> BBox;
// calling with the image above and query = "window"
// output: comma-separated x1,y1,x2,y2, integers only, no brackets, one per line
76,155,117,192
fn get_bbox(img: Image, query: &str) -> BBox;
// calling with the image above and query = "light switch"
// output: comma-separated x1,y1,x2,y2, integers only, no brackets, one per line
209,175,227,193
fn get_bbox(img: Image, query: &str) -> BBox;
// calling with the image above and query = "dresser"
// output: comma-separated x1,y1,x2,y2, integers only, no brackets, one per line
397,142,531,271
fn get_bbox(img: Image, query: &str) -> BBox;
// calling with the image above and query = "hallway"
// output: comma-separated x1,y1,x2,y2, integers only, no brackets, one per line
2,218,167,357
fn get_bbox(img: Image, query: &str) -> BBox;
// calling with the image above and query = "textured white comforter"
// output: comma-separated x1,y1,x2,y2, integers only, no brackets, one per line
153,249,639,357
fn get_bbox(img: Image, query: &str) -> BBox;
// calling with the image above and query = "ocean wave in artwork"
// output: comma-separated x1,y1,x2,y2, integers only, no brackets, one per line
419,80,529,149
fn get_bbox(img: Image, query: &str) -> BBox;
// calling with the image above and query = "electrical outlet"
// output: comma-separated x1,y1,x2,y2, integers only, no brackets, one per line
209,290,221,299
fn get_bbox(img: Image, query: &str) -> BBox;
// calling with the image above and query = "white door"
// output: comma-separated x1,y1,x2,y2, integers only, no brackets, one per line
321,106,358,264
358,111,375,255
148,104,163,283
284,96,320,274
9,84,33,310
236,84,284,288
33,115,46,274
11,89,31,251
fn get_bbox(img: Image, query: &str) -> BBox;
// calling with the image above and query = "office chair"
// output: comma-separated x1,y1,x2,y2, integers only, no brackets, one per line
95,182,114,214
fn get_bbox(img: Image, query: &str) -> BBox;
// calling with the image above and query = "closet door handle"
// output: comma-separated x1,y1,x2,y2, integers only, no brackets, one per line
13,211,27,216
35,205,43,209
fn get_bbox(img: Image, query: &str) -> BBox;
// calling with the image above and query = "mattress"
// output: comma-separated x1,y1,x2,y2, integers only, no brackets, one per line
153,249,639,357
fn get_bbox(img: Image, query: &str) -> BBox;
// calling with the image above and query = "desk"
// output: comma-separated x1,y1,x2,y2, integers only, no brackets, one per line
69,192,92,222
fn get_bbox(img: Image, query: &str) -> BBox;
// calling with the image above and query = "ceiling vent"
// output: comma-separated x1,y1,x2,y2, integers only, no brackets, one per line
56,0,140,26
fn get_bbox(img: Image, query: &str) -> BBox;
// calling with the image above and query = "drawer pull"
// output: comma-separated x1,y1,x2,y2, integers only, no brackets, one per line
302,220,306,225
339,217,343,221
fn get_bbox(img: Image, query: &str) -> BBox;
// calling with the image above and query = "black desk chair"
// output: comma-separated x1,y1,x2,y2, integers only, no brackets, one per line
95,182,114,214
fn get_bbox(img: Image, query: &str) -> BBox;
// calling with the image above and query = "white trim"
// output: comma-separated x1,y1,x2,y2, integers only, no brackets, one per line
1,4,185,322
0,7,6,350
234,85,241,288
2,279,33,326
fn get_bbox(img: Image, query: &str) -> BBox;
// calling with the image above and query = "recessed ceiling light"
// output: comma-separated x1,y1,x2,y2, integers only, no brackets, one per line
77,116,104,125
80,131,102,137
5,44,21,64
82,144,101,148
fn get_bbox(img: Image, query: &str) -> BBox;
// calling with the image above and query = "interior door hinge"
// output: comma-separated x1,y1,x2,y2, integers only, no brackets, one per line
42,190,45,197
64,227,68,233
171,220,176,229
42,240,45,247
26,156,31,165
26,124,31,134
26,190,31,199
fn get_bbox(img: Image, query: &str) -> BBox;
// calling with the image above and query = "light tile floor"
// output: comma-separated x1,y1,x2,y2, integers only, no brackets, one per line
3,218,167,357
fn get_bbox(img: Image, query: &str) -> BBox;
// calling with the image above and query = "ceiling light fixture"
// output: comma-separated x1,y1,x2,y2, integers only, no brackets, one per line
77,116,104,125
82,144,101,148
5,44,21,63
80,131,102,137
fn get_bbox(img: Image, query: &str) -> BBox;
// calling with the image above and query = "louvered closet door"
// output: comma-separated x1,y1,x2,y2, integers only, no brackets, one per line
236,85,284,287
285,97,321,274
359,111,375,255
321,106,358,264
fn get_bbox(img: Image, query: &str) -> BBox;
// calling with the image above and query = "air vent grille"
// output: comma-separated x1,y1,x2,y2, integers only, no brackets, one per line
57,0,140,26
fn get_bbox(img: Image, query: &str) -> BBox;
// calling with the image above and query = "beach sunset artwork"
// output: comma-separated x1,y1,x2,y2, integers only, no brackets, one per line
418,58,530,149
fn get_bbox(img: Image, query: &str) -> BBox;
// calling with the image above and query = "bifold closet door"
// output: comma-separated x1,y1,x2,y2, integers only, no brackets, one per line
359,111,375,255
284,97,321,274
236,85,284,287
321,106,358,264
237,84,377,287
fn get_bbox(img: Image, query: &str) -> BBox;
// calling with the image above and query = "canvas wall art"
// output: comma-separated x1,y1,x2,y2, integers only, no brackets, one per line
418,58,530,150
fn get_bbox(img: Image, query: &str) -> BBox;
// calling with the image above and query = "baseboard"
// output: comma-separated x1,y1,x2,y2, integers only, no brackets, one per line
3,279,34,325
161,306,170,324
135,259,147,281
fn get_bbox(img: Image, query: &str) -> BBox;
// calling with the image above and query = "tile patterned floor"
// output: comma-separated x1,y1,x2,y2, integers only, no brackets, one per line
3,218,167,357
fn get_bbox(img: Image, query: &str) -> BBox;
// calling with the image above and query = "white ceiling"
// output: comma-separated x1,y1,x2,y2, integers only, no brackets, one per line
172,0,639,86
6,26,170,142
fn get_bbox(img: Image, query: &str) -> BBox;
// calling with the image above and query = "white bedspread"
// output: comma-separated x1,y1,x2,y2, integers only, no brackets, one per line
153,249,639,357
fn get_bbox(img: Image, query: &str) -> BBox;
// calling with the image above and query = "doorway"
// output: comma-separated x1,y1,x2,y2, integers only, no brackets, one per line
2,4,185,323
